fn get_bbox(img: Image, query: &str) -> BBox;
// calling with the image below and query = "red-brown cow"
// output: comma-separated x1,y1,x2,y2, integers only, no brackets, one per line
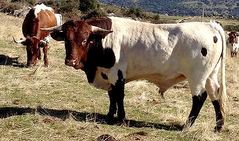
228,31,239,57
13,4,60,67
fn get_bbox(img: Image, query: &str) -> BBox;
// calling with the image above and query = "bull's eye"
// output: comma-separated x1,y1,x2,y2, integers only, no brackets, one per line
82,39,87,45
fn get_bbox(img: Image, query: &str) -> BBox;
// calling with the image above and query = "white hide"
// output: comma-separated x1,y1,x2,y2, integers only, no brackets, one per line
55,14,63,26
91,17,226,102
33,3,53,18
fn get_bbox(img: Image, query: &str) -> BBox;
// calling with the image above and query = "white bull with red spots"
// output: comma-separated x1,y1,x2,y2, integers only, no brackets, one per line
42,17,227,132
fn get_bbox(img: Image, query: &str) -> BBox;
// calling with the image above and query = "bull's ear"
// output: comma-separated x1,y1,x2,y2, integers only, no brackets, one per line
91,26,113,38
51,31,65,41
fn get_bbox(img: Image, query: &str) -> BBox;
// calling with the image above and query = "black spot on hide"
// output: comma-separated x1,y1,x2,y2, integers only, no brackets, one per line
99,48,115,68
201,48,207,56
213,36,218,43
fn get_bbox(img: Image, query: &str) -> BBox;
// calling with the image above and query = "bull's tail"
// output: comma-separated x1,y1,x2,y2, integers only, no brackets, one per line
214,22,227,115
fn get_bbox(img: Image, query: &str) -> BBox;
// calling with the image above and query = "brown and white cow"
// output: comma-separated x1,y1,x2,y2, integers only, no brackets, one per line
13,4,61,67
42,17,227,131
228,31,239,57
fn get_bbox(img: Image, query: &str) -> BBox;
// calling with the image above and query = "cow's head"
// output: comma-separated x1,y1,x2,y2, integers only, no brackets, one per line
41,20,113,70
228,31,239,44
13,36,46,67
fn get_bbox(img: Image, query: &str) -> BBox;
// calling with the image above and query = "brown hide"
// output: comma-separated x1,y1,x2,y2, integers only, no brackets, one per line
86,18,112,31
21,6,57,67
22,9,57,39
57,18,113,70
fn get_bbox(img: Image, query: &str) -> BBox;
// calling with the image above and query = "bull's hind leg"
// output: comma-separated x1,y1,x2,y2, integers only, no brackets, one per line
185,91,207,128
206,72,224,132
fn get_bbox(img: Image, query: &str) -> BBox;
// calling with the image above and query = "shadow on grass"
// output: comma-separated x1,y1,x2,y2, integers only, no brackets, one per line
0,106,183,131
0,54,25,67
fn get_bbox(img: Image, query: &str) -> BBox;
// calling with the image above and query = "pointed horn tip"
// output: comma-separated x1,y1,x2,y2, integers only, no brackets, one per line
91,26,112,33
40,40,47,44
13,37,25,43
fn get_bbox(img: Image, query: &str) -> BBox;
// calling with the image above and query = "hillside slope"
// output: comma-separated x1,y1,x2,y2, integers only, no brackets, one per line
99,0,239,17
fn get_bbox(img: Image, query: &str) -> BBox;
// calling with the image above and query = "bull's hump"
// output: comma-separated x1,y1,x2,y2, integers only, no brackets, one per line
33,3,53,18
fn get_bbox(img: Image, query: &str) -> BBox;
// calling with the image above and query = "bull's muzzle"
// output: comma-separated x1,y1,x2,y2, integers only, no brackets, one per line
65,59,83,69
27,61,36,67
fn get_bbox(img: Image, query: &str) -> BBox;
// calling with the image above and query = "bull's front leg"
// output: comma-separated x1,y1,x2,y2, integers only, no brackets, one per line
107,70,125,123
107,90,117,123
38,48,42,60
43,44,49,67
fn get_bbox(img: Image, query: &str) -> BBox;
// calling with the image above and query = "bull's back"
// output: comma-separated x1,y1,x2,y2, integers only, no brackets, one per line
105,18,224,80
38,10,57,39
22,8,57,39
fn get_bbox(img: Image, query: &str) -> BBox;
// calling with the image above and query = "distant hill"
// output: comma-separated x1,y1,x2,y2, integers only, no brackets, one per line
98,0,239,18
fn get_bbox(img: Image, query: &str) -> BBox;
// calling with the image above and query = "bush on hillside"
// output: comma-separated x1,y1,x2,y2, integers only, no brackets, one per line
224,25,239,32
79,0,100,13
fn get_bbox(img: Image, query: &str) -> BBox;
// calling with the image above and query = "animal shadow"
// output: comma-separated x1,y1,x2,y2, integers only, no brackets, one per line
0,106,183,131
0,54,25,67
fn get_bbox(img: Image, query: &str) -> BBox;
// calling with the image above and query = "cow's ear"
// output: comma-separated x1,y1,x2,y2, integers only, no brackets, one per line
51,31,65,41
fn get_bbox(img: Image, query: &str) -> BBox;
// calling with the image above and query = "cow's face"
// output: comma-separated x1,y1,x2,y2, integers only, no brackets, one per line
24,37,42,67
228,31,239,44
64,21,91,69
49,20,113,70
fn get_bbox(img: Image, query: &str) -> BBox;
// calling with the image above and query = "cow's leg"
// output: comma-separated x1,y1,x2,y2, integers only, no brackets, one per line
212,100,224,132
206,72,225,132
107,90,117,123
115,70,125,121
185,91,207,128
38,49,42,60
43,44,49,67
107,70,125,123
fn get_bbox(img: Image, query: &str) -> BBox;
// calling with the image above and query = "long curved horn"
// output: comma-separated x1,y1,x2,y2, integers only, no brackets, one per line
91,26,112,33
40,25,62,32
40,40,47,44
13,37,25,43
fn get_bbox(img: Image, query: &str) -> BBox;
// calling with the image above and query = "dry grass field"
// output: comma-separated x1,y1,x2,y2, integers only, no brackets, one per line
0,13,239,141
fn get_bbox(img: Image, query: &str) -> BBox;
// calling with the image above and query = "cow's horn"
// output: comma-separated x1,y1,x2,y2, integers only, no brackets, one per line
91,26,112,33
40,40,47,45
13,37,25,43
40,25,62,32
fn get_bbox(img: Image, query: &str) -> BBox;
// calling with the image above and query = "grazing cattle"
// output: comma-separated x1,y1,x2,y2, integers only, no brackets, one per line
228,31,239,57
13,4,62,67
42,17,227,131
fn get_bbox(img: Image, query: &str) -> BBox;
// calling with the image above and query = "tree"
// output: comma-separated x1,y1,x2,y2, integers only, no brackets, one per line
79,0,99,13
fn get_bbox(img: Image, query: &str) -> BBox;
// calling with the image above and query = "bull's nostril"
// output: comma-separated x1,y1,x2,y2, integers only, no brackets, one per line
65,59,78,66
72,59,77,65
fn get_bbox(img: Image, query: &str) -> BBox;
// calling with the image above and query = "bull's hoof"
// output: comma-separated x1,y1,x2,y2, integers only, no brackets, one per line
107,114,116,125
214,125,222,132
44,63,49,67
117,113,125,122
116,118,127,126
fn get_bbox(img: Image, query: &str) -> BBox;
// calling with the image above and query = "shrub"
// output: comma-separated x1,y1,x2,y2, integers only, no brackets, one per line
1,2,22,14
224,25,239,32
79,0,99,13
83,8,106,19
125,7,144,18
